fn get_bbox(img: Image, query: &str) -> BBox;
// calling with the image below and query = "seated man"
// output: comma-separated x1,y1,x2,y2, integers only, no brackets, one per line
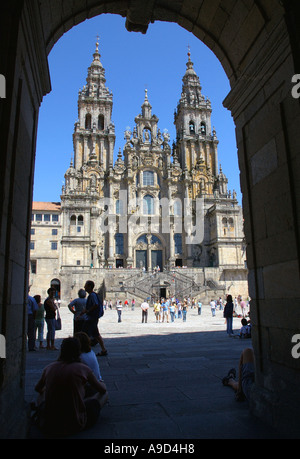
34,337,108,437
222,348,255,402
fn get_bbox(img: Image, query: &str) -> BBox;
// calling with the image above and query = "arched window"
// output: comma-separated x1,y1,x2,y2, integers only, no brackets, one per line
85,113,92,129
78,215,84,226
115,233,124,255
189,120,195,134
143,194,154,215
143,170,154,186
174,234,182,254
98,114,104,130
137,234,148,245
70,215,76,225
50,278,60,300
201,122,206,135
151,235,161,245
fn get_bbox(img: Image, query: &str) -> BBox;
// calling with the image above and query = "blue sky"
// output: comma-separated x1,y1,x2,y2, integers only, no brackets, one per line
34,13,242,204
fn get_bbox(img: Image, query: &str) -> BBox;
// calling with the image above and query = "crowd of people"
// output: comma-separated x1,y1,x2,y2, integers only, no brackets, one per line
27,283,252,437
27,287,60,352
28,286,251,352
29,280,108,437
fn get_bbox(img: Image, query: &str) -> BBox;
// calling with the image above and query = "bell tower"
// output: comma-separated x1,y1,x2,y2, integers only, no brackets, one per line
61,39,116,269
72,37,115,174
174,50,219,198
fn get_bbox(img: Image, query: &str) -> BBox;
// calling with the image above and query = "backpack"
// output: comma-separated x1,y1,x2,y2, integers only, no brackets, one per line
91,292,104,318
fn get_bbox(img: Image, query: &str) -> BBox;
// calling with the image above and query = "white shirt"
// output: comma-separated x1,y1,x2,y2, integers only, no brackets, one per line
80,350,102,380
141,302,149,310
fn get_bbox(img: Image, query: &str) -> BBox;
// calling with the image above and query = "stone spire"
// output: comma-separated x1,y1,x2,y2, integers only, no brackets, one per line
141,89,152,119
71,40,115,173
81,37,108,99
180,48,203,107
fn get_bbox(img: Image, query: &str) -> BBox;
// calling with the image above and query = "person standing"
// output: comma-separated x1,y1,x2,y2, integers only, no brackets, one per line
169,302,176,322
153,301,160,323
182,300,188,322
44,287,58,350
162,299,169,323
141,299,149,323
117,300,123,322
82,280,107,357
240,298,247,318
197,300,202,316
131,298,135,311
224,294,234,336
34,295,45,349
28,292,38,351
68,289,87,334
210,299,216,317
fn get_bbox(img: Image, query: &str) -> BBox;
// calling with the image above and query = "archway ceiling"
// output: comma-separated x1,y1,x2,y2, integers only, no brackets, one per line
39,0,283,85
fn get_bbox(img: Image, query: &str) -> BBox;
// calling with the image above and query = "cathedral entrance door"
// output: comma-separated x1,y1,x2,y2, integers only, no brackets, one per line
136,250,147,270
151,250,163,272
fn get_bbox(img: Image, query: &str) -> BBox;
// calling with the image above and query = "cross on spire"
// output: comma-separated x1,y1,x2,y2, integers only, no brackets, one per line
187,44,191,60
95,34,100,52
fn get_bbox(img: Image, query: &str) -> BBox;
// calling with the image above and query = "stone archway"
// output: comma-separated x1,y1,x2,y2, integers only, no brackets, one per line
1,0,300,438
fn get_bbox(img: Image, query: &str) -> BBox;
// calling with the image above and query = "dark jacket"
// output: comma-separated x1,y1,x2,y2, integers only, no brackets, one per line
223,301,234,318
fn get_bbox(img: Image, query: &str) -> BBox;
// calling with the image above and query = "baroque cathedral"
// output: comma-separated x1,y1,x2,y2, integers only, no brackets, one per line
30,41,248,304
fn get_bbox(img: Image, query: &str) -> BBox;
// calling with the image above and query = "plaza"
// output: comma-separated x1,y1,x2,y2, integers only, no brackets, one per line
25,303,290,439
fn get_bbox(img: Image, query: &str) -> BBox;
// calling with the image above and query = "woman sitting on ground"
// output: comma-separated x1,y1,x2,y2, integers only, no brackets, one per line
34,337,108,437
75,332,103,381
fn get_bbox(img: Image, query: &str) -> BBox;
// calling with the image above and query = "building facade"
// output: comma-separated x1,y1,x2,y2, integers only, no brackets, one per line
30,42,248,304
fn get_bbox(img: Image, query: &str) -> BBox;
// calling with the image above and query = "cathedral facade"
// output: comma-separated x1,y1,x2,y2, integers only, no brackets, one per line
30,42,248,304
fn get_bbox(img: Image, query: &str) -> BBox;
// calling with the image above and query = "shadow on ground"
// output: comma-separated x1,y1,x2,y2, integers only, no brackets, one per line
25,327,290,440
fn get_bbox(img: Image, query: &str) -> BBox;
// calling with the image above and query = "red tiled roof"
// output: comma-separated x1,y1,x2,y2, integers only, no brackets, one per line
32,202,61,211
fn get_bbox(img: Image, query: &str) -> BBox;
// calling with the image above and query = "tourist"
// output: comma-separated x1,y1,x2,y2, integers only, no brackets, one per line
68,289,87,334
210,299,216,317
141,299,149,323
81,280,108,357
224,294,234,336
34,295,45,349
75,332,103,381
177,301,182,319
234,297,238,315
131,298,135,310
169,302,176,322
162,299,169,323
222,348,255,402
44,287,58,351
240,298,247,317
153,301,160,323
197,300,202,315
182,300,188,322
219,297,224,311
28,291,38,351
239,318,251,339
117,300,122,322
34,337,108,437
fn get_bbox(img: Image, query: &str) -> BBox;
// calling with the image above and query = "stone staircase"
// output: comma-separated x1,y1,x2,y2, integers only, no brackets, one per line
104,268,226,302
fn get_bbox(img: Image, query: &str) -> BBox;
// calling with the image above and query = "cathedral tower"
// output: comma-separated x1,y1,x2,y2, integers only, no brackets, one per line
60,39,115,269
174,50,220,198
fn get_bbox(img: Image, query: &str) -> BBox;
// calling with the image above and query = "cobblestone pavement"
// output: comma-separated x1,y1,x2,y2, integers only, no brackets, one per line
25,304,285,440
